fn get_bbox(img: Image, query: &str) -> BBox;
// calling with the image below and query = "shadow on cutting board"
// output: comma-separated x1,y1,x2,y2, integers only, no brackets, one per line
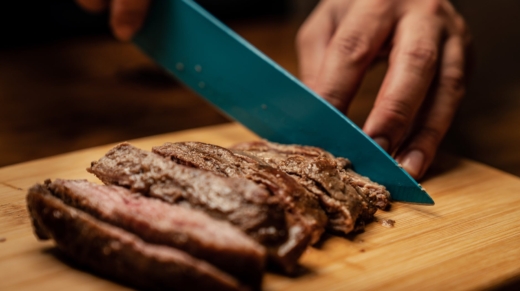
491,278,520,291
423,154,463,182
42,245,316,287
42,247,140,290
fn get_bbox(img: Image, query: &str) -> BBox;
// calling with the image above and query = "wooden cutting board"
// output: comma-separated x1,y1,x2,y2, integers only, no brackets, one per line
1,123,520,291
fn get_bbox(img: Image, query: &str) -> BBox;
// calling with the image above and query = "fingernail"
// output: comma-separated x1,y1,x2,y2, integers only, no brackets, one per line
401,150,424,178
114,26,135,41
373,137,390,152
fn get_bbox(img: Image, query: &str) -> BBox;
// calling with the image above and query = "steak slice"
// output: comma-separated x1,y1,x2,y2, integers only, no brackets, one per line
88,143,308,273
337,160,392,210
46,179,265,287
231,140,391,232
26,184,245,291
152,141,328,244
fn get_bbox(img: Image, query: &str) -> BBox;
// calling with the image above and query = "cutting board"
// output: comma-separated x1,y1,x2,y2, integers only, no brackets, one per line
1,123,520,291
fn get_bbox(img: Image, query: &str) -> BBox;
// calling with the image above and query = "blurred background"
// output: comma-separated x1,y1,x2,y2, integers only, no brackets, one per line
0,0,519,180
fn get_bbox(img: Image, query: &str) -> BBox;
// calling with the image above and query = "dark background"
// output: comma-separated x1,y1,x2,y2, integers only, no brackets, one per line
0,0,291,47
0,0,519,182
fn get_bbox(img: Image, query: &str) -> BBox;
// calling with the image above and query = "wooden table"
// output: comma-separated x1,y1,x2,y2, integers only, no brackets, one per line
1,123,520,290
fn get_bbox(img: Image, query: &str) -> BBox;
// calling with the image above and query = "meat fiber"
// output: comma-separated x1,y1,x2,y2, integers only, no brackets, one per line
152,141,328,244
46,179,265,287
26,184,245,291
230,140,391,232
88,143,310,273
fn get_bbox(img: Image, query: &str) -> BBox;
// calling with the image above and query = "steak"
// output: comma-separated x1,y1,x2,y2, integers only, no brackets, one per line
45,179,265,287
88,143,310,273
152,141,328,244
152,142,328,243
230,140,391,232
26,184,245,291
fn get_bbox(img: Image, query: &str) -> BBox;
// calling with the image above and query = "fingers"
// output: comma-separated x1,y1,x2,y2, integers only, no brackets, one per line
75,0,109,13
76,0,151,41
296,1,336,90
312,0,396,112
297,0,468,179
110,0,151,41
396,35,466,179
363,13,443,155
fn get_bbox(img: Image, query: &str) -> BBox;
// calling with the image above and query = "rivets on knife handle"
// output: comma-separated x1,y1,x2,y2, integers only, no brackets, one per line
175,62,185,71
198,81,206,89
194,65,202,73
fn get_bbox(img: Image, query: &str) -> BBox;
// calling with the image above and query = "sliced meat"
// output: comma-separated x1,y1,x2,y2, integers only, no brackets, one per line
26,184,245,291
152,141,327,244
231,140,391,232
337,159,392,210
46,179,265,287
230,141,366,233
88,143,308,273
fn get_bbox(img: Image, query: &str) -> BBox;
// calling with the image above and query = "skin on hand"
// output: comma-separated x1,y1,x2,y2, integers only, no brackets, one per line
75,0,470,180
75,0,151,41
297,0,471,180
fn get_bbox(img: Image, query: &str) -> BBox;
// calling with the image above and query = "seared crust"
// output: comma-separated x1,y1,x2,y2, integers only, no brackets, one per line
89,143,307,274
46,179,265,287
231,140,391,232
152,142,330,272
26,184,245,291
153,141,328,244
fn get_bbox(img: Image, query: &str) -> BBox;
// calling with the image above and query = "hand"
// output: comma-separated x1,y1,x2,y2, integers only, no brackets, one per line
296,0,470,179
76,0,151,41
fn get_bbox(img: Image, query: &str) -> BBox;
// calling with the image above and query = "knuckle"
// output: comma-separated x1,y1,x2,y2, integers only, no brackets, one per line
440,69,466,97
333,32,372,65
402,42,439,72
378,99,413,131
317,86,348,110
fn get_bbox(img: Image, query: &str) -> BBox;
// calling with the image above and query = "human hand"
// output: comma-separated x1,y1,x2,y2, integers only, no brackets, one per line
75,0,151,41
296,0,470,179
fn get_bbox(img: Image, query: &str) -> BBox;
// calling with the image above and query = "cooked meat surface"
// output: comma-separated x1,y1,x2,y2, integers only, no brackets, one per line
339,163,392,210
88,143,309,273
26,184,245,291
26,139,394,290
231,140,391,232
46,179,265,286
152,141,328,245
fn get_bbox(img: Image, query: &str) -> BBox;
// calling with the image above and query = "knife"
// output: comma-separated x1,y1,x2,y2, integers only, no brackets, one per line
133,0,434,205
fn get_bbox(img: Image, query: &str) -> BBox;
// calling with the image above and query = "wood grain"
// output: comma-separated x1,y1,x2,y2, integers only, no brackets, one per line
1,123,520,290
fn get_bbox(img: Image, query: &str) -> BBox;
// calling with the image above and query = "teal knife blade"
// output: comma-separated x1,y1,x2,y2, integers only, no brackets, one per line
133,0,434,205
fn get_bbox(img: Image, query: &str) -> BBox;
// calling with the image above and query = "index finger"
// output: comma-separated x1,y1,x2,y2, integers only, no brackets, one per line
296,1,336,90
313,0,395,112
